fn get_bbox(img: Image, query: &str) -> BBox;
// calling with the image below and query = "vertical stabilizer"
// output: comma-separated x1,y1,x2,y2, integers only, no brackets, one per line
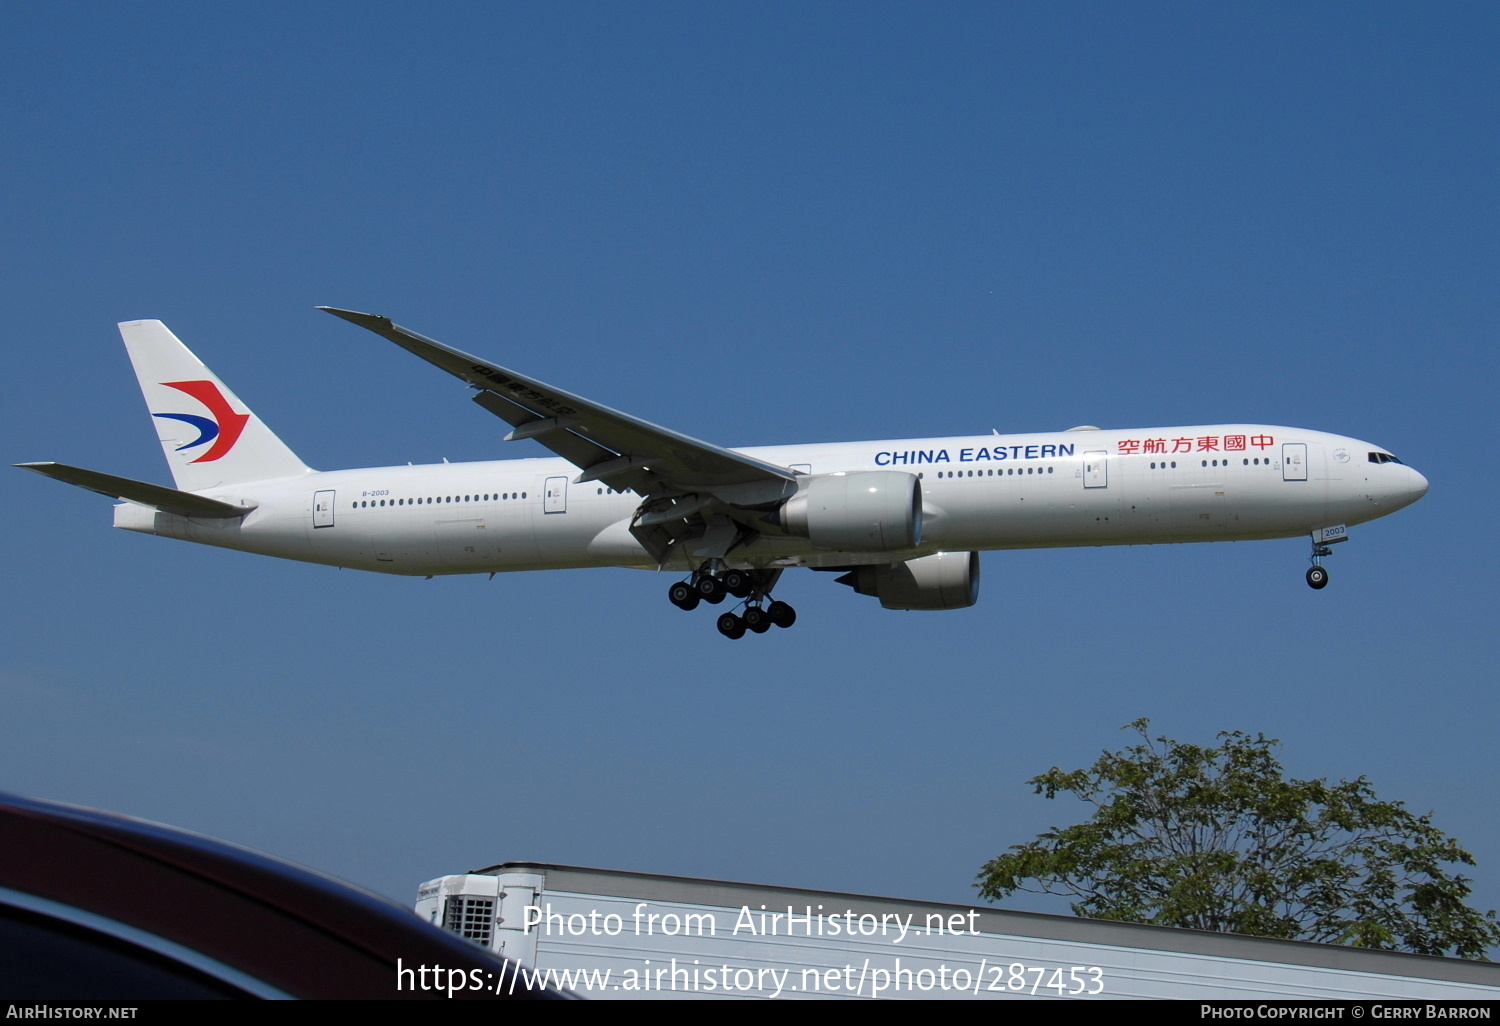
119,320,312,491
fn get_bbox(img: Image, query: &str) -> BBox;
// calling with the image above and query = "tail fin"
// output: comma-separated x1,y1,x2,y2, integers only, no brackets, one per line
119,320,312,491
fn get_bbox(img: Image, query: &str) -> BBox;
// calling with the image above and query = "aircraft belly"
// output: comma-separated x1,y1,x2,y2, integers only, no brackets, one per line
434,517,492,567
531,504,600,565
426,506,536,573
1168,483,1231,535
297,509,393,570
587,515,654,566
179,509,315,561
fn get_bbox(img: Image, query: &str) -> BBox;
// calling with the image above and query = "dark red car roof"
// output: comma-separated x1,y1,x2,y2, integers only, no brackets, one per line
0,792,563,999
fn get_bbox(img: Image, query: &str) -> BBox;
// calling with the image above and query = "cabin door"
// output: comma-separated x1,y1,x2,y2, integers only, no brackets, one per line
1083,452,1108,488
1282,443,1308,482
544,476,568,513
313,490,336,528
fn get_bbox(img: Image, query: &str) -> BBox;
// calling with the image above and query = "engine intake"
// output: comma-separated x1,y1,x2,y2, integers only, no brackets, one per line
778,471,922,552
836,551,980,610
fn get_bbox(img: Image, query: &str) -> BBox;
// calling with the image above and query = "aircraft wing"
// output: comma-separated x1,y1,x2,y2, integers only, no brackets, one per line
319,309,797,500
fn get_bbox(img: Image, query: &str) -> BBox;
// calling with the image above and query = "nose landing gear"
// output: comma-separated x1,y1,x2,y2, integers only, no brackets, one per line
670,564,797,637
1305,526,1346,590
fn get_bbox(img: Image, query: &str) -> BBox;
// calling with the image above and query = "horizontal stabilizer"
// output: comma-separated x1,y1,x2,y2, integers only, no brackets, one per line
16,463,253,519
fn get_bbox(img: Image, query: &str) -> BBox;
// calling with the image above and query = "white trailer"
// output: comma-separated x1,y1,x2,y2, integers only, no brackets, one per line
416,862,1500,1001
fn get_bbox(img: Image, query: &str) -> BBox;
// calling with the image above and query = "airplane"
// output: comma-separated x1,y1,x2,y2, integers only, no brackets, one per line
19,310,1430,639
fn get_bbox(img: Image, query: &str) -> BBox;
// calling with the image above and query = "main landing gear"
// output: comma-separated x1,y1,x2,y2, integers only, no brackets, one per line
668,564,796,638
716,601,796,640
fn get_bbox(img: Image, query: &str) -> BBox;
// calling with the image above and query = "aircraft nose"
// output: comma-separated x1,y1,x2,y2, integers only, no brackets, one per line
1408,466,1429,503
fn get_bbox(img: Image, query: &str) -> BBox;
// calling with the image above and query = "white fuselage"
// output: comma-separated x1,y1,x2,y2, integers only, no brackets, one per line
113,424,1429,577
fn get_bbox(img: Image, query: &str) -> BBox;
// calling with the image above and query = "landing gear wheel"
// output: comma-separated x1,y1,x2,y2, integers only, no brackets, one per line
696,575,727,604
1306,565,1329,590
722,570,754,599
744,606,771,633
668,581,700,610
716,612,746,639
767,601,797,628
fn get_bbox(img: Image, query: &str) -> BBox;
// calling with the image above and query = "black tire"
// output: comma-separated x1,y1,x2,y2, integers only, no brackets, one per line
696,575,727,603
744,606,771,633
668,581,699,610
716,612,746,639
1306,566,1330,590
767,601,796,628
722,570,753,599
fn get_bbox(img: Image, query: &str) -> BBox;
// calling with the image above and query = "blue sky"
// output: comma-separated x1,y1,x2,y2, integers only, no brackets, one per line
4,2,1497,947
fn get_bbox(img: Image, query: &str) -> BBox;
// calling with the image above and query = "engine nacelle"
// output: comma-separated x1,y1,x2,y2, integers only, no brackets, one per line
778,471,922,552
837,551,980,610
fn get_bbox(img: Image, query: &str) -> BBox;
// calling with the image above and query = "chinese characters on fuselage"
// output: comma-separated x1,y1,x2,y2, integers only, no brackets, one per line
871,435,1276,467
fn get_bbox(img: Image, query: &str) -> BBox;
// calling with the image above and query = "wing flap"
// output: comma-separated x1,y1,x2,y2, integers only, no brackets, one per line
468,391,658,494
470,391,615,468
17,462,253,519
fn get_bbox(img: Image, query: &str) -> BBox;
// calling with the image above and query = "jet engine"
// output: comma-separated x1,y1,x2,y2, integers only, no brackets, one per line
835,551,980,610
776,471,922,552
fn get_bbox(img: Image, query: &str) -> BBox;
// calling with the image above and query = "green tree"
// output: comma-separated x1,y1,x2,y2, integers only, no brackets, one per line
977,720,1500,959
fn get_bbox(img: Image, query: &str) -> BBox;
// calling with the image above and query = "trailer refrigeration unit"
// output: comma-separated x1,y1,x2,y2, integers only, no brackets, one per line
416,862,1500,1001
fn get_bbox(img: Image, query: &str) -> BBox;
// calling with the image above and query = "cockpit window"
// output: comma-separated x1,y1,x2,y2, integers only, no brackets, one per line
1368,452,1404,465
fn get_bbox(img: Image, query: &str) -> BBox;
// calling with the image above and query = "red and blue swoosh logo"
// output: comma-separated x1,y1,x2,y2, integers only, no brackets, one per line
152,380,249,463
